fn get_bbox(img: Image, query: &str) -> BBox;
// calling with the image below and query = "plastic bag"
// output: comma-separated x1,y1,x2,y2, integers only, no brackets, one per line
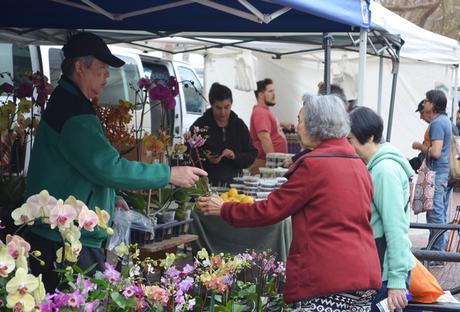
106,207,154,251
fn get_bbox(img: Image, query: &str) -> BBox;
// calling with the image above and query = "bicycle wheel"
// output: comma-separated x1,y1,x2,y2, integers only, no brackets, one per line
425,228,460,295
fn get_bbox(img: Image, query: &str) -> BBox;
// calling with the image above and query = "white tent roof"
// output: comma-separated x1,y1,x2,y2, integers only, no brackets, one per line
370,1,460,65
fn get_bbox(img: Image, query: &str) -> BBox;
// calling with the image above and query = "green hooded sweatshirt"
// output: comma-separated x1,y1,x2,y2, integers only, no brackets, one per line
367,143,416,289
26,76,171,248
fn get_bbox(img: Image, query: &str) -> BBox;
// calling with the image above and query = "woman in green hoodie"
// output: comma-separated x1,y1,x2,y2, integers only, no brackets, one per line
348,107,415,312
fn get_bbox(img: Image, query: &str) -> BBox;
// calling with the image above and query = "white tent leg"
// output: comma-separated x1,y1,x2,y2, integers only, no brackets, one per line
453,64,459,122
377,55,383,116
357,28,368,107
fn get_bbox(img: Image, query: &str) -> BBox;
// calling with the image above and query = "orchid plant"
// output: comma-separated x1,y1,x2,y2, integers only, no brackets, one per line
39,247,287,312
0,71,53,176
0,190,112,312
1,200,288,312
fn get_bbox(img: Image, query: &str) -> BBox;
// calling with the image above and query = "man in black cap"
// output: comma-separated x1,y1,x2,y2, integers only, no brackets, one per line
26,32,207,291
410,100,432,172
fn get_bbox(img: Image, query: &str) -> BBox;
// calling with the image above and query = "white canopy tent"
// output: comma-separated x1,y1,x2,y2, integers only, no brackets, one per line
195,2,459,158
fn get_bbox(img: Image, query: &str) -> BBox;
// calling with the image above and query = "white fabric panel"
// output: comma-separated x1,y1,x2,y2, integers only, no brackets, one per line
205,52,454,159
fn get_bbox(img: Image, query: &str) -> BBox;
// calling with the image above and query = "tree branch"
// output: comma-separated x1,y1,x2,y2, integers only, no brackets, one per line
384,0,441,11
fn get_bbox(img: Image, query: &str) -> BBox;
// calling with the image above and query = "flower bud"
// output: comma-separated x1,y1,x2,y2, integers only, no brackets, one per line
39,260,45,267
106,227,114,235
31,250,42,257
65,266,73,273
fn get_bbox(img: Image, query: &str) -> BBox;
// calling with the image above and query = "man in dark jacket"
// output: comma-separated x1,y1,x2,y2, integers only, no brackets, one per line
26,32,206,291
192,82,256,185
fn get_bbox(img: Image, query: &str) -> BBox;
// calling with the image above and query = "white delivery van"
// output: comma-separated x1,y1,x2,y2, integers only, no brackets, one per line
0,43,206,170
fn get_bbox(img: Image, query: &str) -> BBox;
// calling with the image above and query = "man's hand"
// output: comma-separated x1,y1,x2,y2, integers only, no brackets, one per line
412,141,427,153
221,149,235,160
170,166,207,188
387,288,408,311
115,198,130,211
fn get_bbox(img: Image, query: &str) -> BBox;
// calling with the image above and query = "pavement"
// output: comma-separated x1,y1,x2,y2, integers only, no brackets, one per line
409,191,460,299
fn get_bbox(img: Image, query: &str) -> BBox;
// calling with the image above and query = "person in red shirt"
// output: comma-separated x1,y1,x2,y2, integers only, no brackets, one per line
248,78,290,174
197,94,382,310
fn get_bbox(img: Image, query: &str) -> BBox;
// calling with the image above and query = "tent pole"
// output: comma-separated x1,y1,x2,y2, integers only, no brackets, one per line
323,32,332,94
386,50,400,142
377,55,384,116
453,64,459,122
357,28,368,107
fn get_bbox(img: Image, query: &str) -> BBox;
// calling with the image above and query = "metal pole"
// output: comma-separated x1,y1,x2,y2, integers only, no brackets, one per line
453,64,459,122
357,28,368,107
323,32,333,94
377,55,384,116
386,50,400,142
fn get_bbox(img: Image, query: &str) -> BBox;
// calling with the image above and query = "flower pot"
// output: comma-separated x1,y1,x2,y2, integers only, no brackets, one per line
157,211,175,224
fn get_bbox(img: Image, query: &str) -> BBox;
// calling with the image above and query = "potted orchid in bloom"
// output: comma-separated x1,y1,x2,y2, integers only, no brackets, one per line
0,71,53,242
37,244,286,311
11,190,112,266
0,190,112,312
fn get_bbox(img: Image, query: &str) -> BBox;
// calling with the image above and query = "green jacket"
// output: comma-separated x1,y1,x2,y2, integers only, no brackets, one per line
367,143,415,289
26,76,170,248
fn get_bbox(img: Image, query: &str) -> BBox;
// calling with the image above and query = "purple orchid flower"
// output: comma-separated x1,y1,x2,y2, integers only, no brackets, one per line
103,262,122,283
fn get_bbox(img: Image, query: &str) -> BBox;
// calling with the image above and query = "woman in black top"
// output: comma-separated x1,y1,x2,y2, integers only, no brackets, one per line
192,83,257,185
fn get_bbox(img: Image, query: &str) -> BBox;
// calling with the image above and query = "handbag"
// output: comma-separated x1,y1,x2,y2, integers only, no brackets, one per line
412,158,435,214
448,135,460,181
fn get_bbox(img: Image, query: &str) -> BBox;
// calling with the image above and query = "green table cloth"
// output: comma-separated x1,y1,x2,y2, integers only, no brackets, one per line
190,209,292,262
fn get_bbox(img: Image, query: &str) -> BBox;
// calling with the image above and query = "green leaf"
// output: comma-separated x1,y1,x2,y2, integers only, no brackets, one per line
110,291,126,309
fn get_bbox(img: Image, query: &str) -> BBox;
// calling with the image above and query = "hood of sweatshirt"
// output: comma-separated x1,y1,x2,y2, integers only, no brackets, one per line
368,143,414,180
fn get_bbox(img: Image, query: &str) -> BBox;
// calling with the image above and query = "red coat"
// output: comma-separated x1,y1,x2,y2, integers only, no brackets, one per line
221,137,382,303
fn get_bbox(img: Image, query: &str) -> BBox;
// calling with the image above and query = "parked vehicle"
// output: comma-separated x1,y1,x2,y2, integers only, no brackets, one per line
0,42,206,169
40,45,206,136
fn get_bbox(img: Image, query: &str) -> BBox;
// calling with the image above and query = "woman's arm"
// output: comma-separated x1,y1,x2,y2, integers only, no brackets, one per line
198,164,311,228
373,166,412,289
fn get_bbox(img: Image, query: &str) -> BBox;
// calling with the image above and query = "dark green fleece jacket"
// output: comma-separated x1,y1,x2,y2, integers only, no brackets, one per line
26,76,170,248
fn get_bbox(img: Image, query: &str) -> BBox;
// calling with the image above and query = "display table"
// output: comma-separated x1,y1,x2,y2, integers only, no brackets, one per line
190,210,292,262
140,234,198,260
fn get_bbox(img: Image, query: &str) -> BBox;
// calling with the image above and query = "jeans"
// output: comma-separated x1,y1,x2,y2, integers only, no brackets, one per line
426,169,449,251
370,274,420,312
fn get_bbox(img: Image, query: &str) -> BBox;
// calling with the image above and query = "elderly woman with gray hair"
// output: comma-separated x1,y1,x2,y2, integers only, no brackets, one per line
198,94,381,310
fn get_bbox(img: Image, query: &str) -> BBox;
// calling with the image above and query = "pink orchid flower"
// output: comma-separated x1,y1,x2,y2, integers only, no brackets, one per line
78,207,98,232
49,199,77,230
65,196,88,216
6,234,31,259
26,190,58,219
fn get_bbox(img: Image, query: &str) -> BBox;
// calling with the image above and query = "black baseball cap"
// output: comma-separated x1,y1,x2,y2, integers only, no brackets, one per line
62,32,125,68
415,99,424,113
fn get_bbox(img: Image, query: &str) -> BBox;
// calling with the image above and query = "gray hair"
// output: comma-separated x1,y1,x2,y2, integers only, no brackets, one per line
61,55,95,77
302,93,350,140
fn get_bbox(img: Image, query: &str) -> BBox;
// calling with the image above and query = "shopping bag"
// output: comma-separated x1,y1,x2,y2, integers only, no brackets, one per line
409,258,444,303
412,159,435,214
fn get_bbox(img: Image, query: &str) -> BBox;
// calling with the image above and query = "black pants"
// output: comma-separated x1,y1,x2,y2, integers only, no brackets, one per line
27,233,105,292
